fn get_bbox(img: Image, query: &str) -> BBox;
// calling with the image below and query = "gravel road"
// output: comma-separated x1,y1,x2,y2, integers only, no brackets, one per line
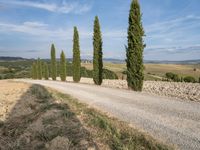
18,79,200,150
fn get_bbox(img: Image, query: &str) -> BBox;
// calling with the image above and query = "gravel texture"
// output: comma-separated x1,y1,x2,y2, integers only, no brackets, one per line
63,77,200,102
18,79,200,150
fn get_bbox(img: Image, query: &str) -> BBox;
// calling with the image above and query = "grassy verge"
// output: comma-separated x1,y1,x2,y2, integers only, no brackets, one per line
0,83,173,149
53,90,173,150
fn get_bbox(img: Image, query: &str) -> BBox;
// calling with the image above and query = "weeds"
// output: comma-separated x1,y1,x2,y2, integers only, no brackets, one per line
55,91,172,150
30,84,52,100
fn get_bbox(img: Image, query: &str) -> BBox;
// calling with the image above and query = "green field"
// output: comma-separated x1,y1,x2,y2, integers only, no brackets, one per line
82,63,200,80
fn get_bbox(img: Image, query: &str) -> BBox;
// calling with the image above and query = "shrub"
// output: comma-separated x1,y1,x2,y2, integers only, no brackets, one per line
184,76,196,83
102,69,118,79
165,72,180,82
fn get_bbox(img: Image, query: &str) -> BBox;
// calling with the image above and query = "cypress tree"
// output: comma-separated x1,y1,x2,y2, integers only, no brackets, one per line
72,27,81,82
37,58,42,80
51,44,57,80
44,62,49,80
126,0,145,91
93,16,103,85
60,51,67,81
31,64,34,79
34,62,38,79
31,62,37,79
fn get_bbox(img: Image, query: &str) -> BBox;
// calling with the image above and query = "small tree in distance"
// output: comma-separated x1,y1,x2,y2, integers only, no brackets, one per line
44,62,49,80
31,62,37,79
93,16,103,85
51,44,57,80
72,27,81,82
37,58,42,80
60,51,66,81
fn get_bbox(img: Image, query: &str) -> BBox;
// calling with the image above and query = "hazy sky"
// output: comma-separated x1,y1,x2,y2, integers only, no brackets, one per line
0,0,200,60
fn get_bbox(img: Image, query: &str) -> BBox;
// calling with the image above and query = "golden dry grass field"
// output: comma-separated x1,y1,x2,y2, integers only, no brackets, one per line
82,63,200,80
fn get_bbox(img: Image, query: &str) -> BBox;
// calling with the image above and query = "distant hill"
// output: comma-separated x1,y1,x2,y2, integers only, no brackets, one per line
0,57,28,61
144,59,200,64
0,56,199,64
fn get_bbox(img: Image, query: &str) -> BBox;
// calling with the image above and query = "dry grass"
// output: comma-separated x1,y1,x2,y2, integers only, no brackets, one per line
0,81,173,149
82,63,200,80
0,66,8,73
56,91,173,150
145,64,200,79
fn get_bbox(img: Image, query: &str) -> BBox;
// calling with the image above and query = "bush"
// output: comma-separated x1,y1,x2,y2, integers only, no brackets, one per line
184,76,196,83
4,73,15,79
165,72,180,82
102,69,118,79
66,63,118,80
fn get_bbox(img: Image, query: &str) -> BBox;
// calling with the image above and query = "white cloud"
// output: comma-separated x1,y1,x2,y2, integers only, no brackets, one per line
23,21,48,28
0,21,127,40
145,15,200,38
0,0,92,14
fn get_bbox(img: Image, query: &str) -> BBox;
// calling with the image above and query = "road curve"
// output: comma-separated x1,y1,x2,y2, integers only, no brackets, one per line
17,79,200,150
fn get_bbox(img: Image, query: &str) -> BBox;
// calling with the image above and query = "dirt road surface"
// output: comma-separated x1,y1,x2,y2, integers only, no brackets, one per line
17,79,200,150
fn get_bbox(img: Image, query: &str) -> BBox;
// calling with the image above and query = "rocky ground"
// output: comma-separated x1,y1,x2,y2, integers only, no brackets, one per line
64,77,200,102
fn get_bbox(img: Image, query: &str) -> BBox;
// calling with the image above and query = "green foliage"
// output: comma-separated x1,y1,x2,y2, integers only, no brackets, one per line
51,44,57,80
199,77,200,83
93,16,103,85
37,58,42,80
72,27,81,82
103,69,118,79
66,63,118,79
165,72,180,82
126,0,145,91
184,76,196,83
43,62,49,80
31,62,38,79
60,51,67,81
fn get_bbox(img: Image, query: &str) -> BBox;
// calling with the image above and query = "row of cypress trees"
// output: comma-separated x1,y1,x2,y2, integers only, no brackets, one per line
31,16,103,85
31,0,144,91
31,58,49,80
48,26,82,82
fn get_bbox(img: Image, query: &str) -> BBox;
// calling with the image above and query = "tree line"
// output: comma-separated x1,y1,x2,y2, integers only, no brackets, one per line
31,0,145,91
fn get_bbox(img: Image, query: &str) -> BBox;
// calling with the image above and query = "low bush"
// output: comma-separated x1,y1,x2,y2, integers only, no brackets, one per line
184,76,196,83
165,72,180,82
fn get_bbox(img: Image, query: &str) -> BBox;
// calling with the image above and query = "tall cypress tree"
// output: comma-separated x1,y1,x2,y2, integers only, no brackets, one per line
60,51,66,81
37,58,42,80
126,0,145,91
44,62,49,80
51,44,57,80
93,16,103,85
72,27,81,82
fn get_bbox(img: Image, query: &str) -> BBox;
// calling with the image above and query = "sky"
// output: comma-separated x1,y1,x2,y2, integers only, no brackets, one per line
0,0,200,61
